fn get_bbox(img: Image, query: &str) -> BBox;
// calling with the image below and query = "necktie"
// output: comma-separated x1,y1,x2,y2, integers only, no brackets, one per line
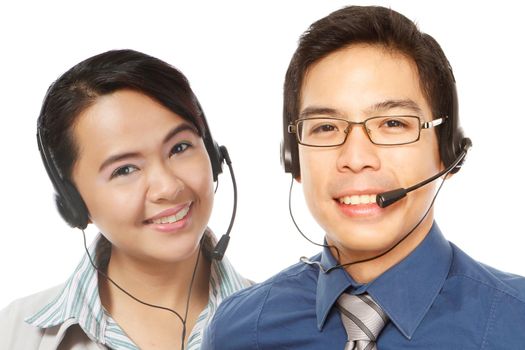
336,293,389,350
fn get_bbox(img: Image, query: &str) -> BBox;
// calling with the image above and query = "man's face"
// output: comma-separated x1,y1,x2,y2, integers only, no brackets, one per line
298,44,442,263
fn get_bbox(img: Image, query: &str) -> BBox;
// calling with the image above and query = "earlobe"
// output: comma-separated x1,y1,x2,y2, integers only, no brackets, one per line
295,175,301,183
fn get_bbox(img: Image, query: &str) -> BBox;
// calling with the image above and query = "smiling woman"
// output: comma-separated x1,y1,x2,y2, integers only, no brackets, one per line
73,90,215,265
0,49,252,350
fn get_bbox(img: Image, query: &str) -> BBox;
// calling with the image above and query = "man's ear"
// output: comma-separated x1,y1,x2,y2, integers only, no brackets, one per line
295,175,301,183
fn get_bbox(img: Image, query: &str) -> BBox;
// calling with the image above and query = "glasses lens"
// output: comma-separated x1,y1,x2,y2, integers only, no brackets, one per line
365,116,420,145
297,118,348,146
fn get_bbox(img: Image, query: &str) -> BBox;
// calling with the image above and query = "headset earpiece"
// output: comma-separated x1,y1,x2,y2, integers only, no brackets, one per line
281,117,301,178
446,75,468,175
37,128,89,230
205,138,224,182
193,98,224,181
54,188,89,229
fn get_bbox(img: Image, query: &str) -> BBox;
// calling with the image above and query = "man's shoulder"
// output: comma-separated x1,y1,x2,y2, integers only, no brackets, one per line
218,256,319,313
479,262,525,302
204,256,320,348
449,243,525,303
448,244,525,345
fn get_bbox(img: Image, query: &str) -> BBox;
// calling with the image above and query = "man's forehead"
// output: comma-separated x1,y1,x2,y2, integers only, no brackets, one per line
298,44,430,118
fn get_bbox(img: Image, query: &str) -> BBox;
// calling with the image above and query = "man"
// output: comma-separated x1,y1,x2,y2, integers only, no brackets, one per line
202,5,525,349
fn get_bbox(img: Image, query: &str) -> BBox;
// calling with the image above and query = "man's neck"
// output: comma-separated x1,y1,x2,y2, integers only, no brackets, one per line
332,216,434,284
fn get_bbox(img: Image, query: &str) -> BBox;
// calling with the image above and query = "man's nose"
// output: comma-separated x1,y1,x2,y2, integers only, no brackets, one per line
336,124,381,173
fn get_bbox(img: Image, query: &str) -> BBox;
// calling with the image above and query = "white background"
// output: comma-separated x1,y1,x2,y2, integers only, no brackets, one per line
1,0,524,308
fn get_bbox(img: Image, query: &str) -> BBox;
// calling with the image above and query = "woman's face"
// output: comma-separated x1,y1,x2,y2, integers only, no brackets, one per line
71,89,214,264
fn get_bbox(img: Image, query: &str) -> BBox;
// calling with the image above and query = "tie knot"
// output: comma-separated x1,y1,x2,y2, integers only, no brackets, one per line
337,293,388,344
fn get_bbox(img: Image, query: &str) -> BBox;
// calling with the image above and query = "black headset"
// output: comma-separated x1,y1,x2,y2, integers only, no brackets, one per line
281,70,466,178
37,88,225,231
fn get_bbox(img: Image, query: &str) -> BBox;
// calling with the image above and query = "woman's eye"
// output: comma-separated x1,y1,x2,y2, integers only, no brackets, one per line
170,142,192,156
110,165,138,179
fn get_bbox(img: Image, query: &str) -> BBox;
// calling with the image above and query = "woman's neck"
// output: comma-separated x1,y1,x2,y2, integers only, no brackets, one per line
98,247,211,349
104,247,209,307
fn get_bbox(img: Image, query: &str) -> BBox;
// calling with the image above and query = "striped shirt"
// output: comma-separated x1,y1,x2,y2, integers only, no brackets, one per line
25,232,252,349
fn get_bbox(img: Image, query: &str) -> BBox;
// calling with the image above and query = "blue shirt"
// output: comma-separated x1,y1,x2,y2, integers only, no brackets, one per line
202,223,525,349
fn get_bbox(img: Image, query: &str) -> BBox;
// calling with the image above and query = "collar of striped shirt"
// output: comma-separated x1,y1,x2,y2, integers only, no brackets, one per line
25,231,252,349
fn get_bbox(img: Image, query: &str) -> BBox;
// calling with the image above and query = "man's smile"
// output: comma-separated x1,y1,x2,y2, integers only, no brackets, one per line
337,194,377,205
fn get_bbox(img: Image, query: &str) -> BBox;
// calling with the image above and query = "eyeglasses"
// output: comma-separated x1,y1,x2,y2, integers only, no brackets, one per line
288,115,446,147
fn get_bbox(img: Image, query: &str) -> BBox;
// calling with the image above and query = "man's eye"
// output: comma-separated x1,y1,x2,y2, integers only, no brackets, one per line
384,119,406,128
312,124,337,134
110,165,138,179
170,142,192,156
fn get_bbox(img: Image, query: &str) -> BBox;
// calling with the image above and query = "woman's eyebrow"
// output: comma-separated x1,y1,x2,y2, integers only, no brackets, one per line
99,151,141,173
162,123,199,145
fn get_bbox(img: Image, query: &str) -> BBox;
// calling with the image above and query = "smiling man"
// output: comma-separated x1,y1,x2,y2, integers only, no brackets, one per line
202,6,525,349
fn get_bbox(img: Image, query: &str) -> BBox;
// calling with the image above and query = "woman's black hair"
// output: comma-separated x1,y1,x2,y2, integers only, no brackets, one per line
37,49,208,181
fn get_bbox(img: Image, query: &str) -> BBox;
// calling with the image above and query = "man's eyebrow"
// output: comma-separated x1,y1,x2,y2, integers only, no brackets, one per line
368,99,423,115
298,99,423,120
299,107,344,119
98,123,199,172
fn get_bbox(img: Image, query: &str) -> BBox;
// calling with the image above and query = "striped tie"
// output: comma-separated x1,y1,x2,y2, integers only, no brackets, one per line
336,293,389,350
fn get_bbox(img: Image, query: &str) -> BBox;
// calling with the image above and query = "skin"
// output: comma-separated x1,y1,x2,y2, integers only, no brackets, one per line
72,89,214,349
298,44,443,283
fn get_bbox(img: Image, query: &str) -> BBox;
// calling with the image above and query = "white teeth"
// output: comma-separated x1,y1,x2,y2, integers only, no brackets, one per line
338,194,377,205
360,195,370,204
151,205,190,224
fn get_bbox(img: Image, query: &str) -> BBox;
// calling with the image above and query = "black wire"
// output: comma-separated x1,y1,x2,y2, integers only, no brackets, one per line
214,177,219,194
288,178,331,249
81,230,202,350
225,159,237,237
291,174,449,274
324,175,447,273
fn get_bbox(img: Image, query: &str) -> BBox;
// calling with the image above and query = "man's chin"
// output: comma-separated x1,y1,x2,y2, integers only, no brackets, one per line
327,231,404,256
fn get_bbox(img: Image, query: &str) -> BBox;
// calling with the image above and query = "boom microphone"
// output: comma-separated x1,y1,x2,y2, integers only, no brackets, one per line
376,138,472,208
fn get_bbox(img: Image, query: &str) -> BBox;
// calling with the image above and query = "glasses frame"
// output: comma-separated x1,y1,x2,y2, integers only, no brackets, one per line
288,115,447,147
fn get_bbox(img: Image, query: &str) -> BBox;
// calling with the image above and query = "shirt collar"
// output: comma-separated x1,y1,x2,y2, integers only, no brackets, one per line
186,231,253,349
25,233,109,343
26,230,251,350
316,222,452,339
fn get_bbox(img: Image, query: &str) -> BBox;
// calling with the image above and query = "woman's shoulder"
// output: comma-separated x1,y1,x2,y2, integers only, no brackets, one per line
1,283,65,317
0,284,65,347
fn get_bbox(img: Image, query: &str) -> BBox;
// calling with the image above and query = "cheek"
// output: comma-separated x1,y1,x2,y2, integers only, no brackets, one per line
86,180,146,229
183,155,215,205
299,150,331,207
299,146,338,180
380,141,441,187
412,145,441,184
187,160,215,231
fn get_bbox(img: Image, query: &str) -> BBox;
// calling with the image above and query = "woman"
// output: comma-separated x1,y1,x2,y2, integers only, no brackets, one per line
0,49,251,349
